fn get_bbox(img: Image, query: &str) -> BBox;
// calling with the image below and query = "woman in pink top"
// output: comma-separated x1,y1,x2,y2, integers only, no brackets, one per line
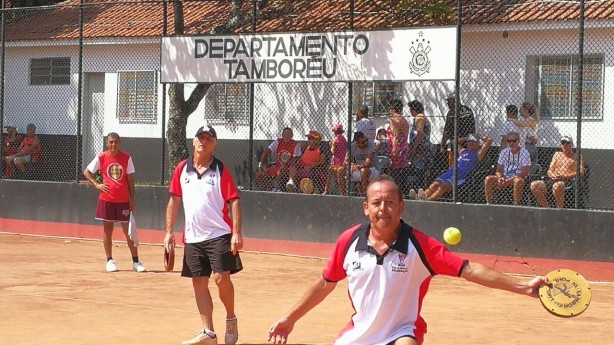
323,124,348,195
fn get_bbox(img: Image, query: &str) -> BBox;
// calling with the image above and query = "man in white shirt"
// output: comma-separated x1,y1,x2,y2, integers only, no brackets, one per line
498,104,524,151
485,131,531,205
354,105,376,143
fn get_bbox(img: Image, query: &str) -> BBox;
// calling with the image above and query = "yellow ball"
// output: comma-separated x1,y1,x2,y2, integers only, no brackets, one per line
443,227,462,245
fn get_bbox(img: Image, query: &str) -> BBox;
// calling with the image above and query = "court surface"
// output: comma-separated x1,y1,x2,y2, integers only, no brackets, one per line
2,232,613,345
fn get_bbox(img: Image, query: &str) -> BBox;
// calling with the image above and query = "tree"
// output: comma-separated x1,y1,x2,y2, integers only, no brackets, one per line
166,0,275,176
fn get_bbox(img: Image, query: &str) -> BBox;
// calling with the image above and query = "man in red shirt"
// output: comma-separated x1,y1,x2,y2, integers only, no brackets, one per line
83,132,145,273
269,175,549,345
2,124,22,178
3,123,40,177
256,127,302,191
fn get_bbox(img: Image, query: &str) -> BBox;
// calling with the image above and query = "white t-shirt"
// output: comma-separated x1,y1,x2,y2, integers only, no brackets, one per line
355,118,376,143
499,120,524,148
498,147,531,179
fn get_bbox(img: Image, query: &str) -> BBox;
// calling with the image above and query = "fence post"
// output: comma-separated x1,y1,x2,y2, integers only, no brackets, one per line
248,0,256,190
0,0,6,178
75,0,84,182
452,0,462,202
345,0,355,197
160,0,168,185
574,0,585,209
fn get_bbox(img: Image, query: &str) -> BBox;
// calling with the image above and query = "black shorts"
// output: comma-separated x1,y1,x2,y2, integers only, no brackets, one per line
181,234,243,277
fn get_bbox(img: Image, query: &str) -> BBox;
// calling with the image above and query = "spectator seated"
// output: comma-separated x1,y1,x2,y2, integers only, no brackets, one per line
287,131,328,193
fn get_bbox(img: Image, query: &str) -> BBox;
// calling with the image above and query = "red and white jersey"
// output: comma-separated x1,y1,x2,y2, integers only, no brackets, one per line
323,221,468,345
86,150,135,203
169,157,240,244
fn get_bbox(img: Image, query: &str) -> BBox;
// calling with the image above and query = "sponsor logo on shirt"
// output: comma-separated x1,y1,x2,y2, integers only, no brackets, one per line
391,253,408,273
351,261,363,271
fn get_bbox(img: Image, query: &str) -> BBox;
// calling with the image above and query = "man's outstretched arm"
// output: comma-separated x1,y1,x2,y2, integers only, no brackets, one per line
268,275,337,344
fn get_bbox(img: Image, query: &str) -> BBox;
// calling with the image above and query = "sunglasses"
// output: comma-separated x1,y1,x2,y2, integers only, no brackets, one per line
561,141,571,145
507,139,518,143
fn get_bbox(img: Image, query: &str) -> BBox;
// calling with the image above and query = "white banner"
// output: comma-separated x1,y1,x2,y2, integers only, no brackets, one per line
161,27,457,83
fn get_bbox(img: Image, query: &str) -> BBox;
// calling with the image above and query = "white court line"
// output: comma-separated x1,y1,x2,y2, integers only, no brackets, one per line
19,294,196,313
3,231,614,284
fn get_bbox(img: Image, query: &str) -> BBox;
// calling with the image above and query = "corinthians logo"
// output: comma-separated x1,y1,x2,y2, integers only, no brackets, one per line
409,31,432,77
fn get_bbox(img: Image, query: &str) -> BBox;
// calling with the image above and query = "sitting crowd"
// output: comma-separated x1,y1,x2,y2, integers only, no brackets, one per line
2,123,43,179
255,96,586,209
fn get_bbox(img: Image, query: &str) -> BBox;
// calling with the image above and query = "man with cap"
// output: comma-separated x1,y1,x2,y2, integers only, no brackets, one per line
440,93,476,168
164,125,243,345
418,134,493,201
530,136,585,209
3,123,42,177
2,124,22,178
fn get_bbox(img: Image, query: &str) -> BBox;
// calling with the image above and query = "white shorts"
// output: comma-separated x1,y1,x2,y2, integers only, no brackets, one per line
13,155,31,163
351,167,380,182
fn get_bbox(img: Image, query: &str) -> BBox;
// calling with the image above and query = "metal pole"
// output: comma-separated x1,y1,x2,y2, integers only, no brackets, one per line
75,0,84,182
452,0,462,202
575,0,585,208
248,0,256,190
160,0,168,185
0,0,6,178
345,0,355,196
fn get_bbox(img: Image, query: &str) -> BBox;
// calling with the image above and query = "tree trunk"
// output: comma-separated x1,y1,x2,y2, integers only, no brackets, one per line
165,0,276,176
166,83,211,177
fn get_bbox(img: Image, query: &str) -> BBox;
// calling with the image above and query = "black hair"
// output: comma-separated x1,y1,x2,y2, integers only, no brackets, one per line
407,100,424,114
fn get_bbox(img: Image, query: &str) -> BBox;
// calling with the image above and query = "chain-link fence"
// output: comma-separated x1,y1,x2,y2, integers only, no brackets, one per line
1,0,612,211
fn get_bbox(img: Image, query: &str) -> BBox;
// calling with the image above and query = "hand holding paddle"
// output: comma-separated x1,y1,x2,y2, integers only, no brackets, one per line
163,232,175,272
538,269,591,317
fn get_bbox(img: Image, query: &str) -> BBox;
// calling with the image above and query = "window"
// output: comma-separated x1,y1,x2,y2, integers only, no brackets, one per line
351,82,401,118
204,84,250,126
30,57,70,85
117,71,158,124
526,54,603,120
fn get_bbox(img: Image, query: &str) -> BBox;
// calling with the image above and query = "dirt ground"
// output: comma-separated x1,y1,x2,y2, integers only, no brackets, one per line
1,232,613,345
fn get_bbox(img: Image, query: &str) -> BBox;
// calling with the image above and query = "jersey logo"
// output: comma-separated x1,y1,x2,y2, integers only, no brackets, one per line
205,171,217,185
351,261,362,271
391,253,408,273
107,163,123,181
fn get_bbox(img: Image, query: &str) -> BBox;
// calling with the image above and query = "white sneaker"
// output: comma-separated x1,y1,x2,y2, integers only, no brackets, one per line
105,259,118,272
286,179,296,192
133,261,147,273
181,329,217,345
417,188,427,201
225,318,238,345
408,189,417,200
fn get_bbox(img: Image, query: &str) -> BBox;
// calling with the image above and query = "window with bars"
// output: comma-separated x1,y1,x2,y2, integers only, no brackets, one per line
204,84,250,126
30,57,70,85
117,71,158,124
351,82,401,118
526,54,603,120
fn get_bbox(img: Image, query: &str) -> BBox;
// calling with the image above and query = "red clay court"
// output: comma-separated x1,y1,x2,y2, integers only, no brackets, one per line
2,222,614,344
